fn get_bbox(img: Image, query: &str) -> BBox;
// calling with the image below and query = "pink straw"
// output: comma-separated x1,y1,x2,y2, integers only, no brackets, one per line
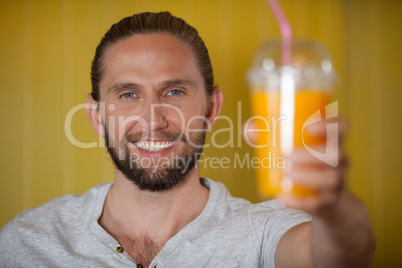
266,0,295,156
266,0,292,66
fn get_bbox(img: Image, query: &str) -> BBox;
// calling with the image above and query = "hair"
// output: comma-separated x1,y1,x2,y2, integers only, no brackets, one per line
90,11,215,102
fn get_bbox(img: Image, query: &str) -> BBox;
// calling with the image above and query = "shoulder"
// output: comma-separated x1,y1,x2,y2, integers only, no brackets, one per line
203,177,311,224
190,178,311,267
250,199,312,234
1,183,111,239
250,200,312,267
202,177,311,236
0,183,113,267
206,175,312,242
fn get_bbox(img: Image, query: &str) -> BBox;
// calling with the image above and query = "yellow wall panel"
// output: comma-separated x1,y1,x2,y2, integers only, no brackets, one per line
0,0,24,228
0,0,401,266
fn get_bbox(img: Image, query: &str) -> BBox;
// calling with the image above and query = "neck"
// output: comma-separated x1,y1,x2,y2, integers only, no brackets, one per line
99,167,209,241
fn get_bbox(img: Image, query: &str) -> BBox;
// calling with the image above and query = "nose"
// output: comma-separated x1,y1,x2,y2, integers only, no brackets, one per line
143,98,169,132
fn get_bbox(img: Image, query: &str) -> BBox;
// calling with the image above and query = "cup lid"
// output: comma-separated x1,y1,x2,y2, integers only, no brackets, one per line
247,39,337,91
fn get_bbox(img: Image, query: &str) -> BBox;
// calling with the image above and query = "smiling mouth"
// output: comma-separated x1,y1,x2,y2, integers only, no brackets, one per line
133,140,179,152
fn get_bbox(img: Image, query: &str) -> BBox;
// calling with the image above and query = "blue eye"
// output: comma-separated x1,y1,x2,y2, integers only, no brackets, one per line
167,90,183,96
122,92,135,99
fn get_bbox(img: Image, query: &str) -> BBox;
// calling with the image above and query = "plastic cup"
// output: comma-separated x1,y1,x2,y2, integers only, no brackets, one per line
247,39,336,198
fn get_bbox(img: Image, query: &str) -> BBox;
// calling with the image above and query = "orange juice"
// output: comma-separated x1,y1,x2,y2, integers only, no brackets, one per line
250,89,330,198
247,39,337,198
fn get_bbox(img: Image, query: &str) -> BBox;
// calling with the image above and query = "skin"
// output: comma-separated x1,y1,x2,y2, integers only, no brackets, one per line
275,121,375,267
245,118,375,267
86,33,223,267
87,32,375,267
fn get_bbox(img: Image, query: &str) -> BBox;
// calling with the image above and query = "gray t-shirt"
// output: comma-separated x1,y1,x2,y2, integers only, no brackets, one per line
0,178,311,267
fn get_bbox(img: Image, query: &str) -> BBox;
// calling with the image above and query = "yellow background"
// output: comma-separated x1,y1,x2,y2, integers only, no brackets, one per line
1,0,401,266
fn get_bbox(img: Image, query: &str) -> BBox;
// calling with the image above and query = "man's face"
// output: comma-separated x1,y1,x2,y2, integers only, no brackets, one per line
98,33,211,191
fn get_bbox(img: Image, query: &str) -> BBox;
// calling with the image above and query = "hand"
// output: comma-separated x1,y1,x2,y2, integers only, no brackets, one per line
243,117,349,216
277,117,349,217
245,117,375,267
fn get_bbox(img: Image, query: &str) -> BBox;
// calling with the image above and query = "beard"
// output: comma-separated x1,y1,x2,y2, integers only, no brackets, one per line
104,126,206,192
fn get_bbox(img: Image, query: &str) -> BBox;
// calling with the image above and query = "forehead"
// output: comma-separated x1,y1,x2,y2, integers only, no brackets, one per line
100,33,202,90
106,32,194,59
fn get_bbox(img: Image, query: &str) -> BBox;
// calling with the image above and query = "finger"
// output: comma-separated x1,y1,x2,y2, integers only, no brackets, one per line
277,190,339,215
277,194,323,214
288,146,346,169
287,168,344,192
304,117,348,144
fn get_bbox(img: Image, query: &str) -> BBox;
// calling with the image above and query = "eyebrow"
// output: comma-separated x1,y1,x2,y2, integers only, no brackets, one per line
160,79,196,88
107,79,196,94
107,82,142,94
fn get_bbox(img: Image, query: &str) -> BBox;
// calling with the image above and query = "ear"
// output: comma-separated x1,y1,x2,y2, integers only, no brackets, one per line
86,93,105,137
206,87,223,131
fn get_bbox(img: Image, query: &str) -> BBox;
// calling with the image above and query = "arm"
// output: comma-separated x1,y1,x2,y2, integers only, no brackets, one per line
274,119,375,268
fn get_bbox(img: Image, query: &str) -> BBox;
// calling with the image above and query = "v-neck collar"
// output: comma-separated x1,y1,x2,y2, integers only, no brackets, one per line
89,178,219,265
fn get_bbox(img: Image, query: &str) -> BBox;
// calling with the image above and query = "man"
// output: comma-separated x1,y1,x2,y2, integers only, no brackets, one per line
0,12,374,267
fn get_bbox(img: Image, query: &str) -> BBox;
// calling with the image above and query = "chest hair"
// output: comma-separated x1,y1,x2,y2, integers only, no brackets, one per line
118,234,166,267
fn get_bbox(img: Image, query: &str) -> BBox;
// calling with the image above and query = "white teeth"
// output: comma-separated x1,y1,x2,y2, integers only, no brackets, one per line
134,140,178,152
